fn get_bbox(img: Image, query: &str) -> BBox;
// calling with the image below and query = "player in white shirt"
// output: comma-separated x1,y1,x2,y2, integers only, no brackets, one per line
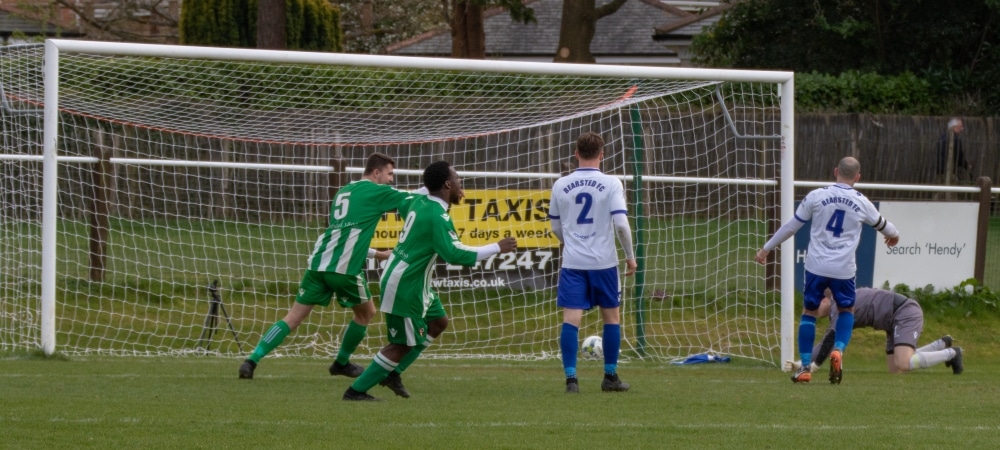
755,156,900,384
549,132,637,394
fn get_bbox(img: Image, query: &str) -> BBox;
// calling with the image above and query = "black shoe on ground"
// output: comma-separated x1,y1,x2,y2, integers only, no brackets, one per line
941,335,953,349
601,374,630,392
565,377,579,394
379,371,411,398
329,361,364,378
239,359,256,379
949,347,964,375
343,387,382,401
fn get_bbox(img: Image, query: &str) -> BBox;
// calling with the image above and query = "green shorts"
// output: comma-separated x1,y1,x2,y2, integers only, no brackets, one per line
426,292,446,321
384,313,430,347
295,270,370,308
382,293,447,346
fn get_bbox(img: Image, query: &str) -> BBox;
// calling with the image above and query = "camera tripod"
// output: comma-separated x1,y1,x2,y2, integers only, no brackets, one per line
196,279,244,353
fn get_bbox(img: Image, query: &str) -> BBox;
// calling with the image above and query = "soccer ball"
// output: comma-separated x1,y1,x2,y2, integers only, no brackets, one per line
581,335,603,359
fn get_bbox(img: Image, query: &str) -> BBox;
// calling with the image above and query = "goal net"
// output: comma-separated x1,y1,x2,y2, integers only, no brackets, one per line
0,41,794,363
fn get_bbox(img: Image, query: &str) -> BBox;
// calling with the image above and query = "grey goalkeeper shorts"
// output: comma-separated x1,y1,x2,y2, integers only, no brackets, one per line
885,300,923,354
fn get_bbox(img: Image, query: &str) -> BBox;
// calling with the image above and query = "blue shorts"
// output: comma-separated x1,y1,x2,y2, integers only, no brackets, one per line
556,267,621,310
803,270,856,311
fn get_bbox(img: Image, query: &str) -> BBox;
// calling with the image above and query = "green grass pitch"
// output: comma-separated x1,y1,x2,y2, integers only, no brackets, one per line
2,216,998,448
2,355,999,449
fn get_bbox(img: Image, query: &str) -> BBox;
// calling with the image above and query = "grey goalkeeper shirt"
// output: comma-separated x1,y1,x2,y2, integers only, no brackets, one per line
830,287,913,332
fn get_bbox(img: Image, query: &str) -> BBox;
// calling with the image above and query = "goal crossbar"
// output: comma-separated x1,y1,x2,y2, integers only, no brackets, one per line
47,39,794,84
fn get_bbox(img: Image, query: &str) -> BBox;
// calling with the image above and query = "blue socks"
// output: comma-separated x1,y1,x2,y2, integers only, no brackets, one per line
834,311,854,352
603,323,621,375
562,323,623,378
560,323,579,378
798,315,816,367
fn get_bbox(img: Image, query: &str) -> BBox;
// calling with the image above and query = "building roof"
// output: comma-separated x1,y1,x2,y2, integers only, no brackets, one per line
0,5,83,38
654,2,731,37
388,0,689,65
652,2,731,66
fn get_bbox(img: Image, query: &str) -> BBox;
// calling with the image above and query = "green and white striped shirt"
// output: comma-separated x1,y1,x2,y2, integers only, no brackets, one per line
379,194,478,318
306,179,411,275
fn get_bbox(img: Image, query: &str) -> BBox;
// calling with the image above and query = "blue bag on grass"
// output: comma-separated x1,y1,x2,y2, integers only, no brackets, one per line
671,353,731,365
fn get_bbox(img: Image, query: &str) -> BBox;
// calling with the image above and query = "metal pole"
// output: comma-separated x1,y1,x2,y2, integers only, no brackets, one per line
629,105,647,356
779,77,796,366
40,40,60,355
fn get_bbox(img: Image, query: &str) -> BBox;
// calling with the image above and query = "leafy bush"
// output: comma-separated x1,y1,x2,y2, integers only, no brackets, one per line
887,278,999,317
796,71,938,115
692,0,1000,116
180,0,342,52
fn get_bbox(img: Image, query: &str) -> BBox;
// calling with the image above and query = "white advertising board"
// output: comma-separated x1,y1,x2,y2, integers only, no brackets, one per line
872,201,978,290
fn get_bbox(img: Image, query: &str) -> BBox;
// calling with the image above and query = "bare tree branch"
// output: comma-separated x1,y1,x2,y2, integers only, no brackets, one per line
49,0,179,42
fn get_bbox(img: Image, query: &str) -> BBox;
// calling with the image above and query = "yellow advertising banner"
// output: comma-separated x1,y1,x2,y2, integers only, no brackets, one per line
371,189,559,248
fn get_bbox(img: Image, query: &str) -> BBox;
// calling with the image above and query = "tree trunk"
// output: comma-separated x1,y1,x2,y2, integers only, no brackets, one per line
360,1,374,34
257,0,287,49
451,1,486,59
554,0,627,63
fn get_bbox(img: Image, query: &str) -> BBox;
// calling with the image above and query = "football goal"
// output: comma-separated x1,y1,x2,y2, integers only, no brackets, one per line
0,40,795,364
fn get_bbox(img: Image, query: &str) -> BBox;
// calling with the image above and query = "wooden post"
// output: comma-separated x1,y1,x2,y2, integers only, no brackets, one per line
543,127,559,189
974,176,992,284
766,181,779,291
850,113,860,158
111,129,126,218
318,143,330,220
102,126,120,216
89,133,111,282
329,156,344,211
945,127,956,201
120,126,140,220
215,139,232,220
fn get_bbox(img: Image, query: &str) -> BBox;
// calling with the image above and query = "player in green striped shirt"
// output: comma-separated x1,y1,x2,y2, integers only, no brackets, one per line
239,153,410,379
343,160,517,401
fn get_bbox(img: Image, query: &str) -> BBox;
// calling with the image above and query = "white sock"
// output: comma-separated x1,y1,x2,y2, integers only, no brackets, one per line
916,338,947,353
787,360,822,372
909,348,956,370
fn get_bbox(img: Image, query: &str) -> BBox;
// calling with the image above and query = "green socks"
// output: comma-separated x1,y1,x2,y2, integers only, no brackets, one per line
248,320,291,363
396,335,434,373
351,352,396,392
335,320,368,365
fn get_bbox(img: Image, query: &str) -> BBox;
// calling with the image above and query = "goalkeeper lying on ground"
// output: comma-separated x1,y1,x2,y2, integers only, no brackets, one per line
786,287,963,381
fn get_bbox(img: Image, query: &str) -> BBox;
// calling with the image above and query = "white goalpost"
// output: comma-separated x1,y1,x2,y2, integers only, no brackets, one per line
0,39,795,364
